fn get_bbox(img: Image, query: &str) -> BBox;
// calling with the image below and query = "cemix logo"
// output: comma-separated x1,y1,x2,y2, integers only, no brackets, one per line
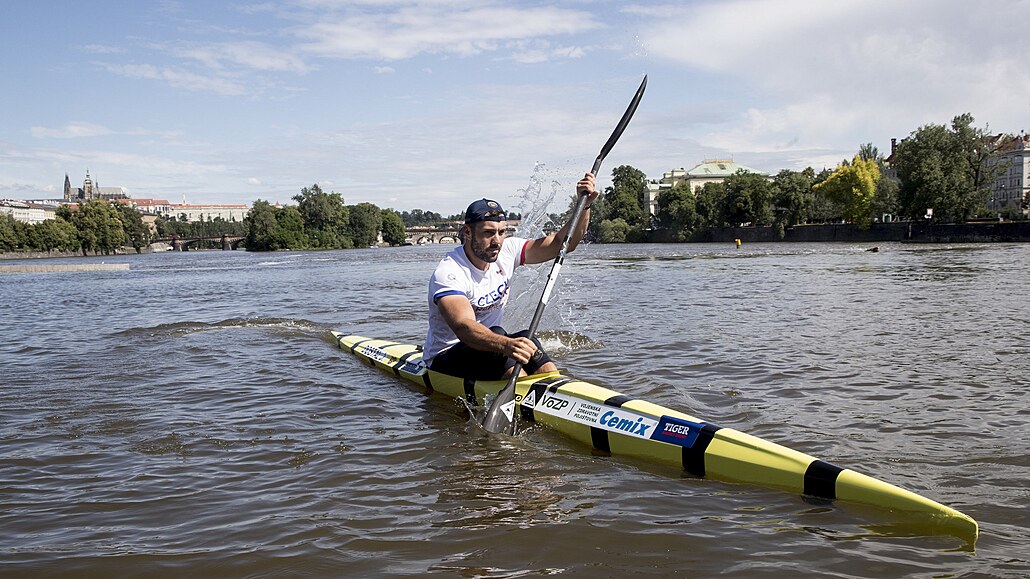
599,410,652,436
360,345,390,363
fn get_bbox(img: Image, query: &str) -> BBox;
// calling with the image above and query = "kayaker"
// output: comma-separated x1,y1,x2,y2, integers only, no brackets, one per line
424,173,599,380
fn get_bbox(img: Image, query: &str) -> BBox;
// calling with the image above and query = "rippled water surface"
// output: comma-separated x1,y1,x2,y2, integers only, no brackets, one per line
1,242,1028,577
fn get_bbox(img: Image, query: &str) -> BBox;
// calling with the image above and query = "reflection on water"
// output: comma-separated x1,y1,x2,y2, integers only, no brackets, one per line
0,242,1027,576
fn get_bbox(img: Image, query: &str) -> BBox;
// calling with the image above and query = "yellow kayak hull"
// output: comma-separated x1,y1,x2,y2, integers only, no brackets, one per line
332,332,978,543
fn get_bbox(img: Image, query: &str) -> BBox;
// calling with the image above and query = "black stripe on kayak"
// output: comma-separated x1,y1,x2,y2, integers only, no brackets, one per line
348,338,374,354
391,350,419,377
683,424,722,477
422,371,433,392
804,460,844,500
463,378,477,405
605,394,632,407
591,426,611,454
519,382,549,423
538,376,573,392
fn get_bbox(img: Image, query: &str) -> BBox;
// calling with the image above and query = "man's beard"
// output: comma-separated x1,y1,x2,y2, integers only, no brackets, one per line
471,237,501,263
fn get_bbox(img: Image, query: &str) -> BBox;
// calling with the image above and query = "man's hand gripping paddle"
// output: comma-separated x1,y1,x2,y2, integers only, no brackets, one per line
480,75,648,435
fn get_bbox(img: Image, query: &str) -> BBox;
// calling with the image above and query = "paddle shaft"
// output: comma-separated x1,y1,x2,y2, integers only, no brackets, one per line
481,75,648,434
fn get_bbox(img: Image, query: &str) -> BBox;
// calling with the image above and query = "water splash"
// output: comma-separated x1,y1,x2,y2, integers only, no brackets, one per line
505,163,590,348
632,33,649,59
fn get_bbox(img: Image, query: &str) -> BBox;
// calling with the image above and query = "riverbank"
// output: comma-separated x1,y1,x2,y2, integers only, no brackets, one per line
699,220,1030,243
0,263,130,273
0,242,171,260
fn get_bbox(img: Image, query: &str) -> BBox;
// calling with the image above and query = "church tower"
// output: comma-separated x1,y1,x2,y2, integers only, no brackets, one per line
64,174,73,201
83,170,95,200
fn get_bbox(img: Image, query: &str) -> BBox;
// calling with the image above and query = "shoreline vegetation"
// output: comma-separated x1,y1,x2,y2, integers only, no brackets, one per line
2,220,1028,262
3,114,1028,257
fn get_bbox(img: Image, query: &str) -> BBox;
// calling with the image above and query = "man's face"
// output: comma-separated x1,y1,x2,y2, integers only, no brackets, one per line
466,220,507,263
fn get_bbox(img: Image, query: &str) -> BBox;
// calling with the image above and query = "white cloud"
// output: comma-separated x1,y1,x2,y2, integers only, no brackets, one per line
247,177,262,185
296,3,602,61
98,62,248,96
373,66,395,74
30,122,113,139
82,44,125,55
638,0,1030,167
176,41,312,73
506,40,587,64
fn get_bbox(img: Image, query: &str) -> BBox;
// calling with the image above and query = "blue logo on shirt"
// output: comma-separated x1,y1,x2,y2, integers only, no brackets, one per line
473,279,509,312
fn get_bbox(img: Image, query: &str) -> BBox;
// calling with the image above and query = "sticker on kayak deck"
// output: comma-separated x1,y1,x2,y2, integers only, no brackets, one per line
532,390,658,440
358,345,391,364
521,389,538,408
397,357,426,375
650,416,705,448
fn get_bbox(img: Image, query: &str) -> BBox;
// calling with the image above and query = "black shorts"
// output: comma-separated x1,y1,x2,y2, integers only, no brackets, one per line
428,326,552,381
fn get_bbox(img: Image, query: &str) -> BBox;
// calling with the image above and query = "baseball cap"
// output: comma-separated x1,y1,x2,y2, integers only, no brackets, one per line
464,199,507,223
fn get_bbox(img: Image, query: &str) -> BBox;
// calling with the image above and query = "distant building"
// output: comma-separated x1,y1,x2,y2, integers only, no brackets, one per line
112,197,174,215
165,195,249,222
114,196,249,222
987,133,1029,215
63,170,129,202
647,159,767,217
0,200,57,224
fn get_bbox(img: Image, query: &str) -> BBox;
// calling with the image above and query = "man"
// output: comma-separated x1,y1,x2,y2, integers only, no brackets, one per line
424,173,599,380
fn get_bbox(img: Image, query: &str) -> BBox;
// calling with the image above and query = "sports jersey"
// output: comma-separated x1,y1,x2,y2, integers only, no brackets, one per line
424,237,529,364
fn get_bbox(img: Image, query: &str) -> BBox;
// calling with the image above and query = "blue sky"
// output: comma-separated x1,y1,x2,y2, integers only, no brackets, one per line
2,0,1027,215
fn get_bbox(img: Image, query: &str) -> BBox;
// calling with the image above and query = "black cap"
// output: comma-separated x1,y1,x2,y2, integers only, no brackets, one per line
464,198,507,223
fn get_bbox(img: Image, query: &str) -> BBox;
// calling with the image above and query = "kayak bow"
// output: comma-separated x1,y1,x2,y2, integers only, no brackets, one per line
332,332,979,543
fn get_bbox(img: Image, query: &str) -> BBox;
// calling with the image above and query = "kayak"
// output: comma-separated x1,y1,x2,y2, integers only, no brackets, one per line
332,332,978,543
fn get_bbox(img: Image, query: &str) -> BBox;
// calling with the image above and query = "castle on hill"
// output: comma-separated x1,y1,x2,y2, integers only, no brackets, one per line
63,170,129,202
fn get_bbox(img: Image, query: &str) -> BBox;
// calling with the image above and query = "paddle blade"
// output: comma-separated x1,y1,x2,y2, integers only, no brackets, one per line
481,374,519,434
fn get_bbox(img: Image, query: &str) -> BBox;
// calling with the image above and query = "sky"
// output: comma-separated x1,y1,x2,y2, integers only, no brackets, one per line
2,0,1027,216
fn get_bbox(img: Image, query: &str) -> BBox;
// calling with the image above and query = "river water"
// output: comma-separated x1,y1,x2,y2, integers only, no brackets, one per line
1,242,1027,577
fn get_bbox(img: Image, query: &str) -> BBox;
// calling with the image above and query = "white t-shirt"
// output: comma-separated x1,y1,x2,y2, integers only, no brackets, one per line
424,237,529,364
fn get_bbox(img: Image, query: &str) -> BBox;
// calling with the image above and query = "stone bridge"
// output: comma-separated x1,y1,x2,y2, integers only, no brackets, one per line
157,235,245,251
404,221,519,245
404,227,460,245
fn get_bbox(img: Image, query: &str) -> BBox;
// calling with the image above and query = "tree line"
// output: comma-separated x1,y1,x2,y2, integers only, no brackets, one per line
587,113,1025,243
0,201,151,255
243,184,408,251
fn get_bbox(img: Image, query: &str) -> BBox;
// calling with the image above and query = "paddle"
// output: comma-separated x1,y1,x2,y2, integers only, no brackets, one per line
481,75,648,435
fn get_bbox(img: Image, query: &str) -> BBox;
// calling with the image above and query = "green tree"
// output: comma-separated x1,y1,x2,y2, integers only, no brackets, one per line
604,165,649,227
116,204,151,253
655,182,697,241
858,143,879,162
245,200,281,251
275,206,307,249
812,155,881,229
34,218,80,252
349,202,382,247
808,168,844,223
0,212,18,248
771,169,814,227
59,200,127,255
596,218,630,243
294,184,348,247
0,214,20,251
872,175,900,220
694,181,726,228
893,114,996,222
721,170,774,226
381,209,407,246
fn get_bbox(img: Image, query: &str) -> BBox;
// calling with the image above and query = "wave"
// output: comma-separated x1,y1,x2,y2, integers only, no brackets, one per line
114,317,328,339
